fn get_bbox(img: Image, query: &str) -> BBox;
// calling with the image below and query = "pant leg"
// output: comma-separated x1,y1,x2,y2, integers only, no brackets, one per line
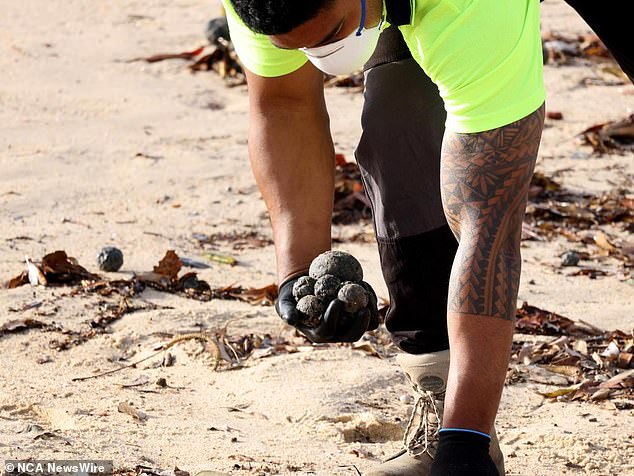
563,0,634,82
356,27,457,354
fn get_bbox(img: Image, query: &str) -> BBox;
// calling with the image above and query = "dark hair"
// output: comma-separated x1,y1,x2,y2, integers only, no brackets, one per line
229,0,335,35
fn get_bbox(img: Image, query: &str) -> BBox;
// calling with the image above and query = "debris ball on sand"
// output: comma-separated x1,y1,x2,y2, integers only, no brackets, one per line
97,246,124,272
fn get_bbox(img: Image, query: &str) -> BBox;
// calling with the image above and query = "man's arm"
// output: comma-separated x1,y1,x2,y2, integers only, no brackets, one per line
245,62,334,284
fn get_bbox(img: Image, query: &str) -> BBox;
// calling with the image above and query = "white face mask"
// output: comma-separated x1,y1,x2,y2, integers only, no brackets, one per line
300,0,384,76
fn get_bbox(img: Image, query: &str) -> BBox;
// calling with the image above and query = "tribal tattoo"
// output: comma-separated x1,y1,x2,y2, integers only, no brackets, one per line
440,105,545,321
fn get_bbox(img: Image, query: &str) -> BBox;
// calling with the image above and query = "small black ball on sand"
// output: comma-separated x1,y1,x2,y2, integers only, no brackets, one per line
97,246,124,272
561,250,580,267
292,276,316,300
314,274,341,300
309,250,363,282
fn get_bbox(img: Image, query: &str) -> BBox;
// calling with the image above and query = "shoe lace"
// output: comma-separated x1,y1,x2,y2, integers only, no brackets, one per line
402,382,444,457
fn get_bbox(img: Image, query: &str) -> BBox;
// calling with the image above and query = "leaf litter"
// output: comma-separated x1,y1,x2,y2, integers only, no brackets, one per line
2,250,278,350
3,257,632,409
579,114,634,155
509,302,633,408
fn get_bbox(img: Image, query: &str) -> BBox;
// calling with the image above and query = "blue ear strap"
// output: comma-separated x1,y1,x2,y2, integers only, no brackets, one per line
356,0,366,36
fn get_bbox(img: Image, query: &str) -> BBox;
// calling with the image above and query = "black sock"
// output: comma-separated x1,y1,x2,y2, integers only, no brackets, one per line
430,429,499,476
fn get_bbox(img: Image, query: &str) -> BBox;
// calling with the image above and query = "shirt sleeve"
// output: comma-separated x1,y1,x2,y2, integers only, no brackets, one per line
222,0,308,78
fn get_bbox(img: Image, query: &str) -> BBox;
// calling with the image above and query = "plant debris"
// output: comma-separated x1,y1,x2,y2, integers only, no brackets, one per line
3,250,278,352
333,153,372,225
128,25,246,87
192,230,273,250
524,173,633,277
8,250,101,288
509,302,633,406
579,114,634,155
324,71,364,90
542,31,612,65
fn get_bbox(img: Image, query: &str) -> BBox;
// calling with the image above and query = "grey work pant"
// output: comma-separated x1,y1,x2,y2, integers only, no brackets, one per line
356,26,455,354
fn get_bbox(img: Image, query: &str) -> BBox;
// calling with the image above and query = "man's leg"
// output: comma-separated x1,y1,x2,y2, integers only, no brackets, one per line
356,26,504,476
356,26,454,355
439,105,545,434
563,0,634,82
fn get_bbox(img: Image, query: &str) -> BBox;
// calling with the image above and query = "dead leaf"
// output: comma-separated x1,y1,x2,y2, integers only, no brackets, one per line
538,383,583,398
351,342,381,358
0,318,49,336
128,46,206,63
41,250,100,285
153,250,182,279
117,401,147,421
594,231,617,253
579,114,634,154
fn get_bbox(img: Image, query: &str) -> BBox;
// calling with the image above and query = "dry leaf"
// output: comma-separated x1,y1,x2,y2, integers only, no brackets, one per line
117,401,147,421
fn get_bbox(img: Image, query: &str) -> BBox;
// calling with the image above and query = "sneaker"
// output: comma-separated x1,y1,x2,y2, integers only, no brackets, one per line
366,350,504,475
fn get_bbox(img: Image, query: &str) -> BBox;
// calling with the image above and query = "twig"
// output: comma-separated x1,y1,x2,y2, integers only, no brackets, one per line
72,332,221,381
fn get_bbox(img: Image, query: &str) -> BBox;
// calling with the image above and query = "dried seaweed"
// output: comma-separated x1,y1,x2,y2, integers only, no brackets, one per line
192,230,273,250
324,72,364,90
524,173,633,275
579,114,634,155
7,250,101,288
510,302,633,406
333,153,372,225
129,39,246,87
542,31,613,65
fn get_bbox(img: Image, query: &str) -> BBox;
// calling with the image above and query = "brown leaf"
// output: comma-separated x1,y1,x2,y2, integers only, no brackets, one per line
153,250,182,279
213,283,278,306
130,45,206,63
594,231,617,253
41,250,100,285
579,114,634,154
7,270,29,288
598,369,634,389
547,111,564,120
117,401,148,421
0,318,48,335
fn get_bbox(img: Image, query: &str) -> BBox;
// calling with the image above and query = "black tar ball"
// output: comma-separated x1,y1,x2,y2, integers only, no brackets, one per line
97,246,124,272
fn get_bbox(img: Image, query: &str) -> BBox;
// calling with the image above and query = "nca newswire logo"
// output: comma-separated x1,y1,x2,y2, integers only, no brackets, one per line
4,460,113,476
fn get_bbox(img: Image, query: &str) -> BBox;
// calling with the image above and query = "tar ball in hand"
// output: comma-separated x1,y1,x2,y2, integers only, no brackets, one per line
309,250,363,282
314,274,341,300
337,282,369,313
292,276,316,300
296,295,325,327
97,246,124,272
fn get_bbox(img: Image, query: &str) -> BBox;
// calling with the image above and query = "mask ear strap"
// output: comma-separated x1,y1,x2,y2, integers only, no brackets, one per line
356,0,366,36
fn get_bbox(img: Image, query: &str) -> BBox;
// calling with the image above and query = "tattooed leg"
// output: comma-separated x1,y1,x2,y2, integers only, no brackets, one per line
440,105,545,433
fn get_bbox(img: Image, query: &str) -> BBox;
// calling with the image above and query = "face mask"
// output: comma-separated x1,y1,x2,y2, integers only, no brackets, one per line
300,0,384,76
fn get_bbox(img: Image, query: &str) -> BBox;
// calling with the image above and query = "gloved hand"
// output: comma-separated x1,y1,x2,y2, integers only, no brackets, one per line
275,274,380,343
430,430,500,476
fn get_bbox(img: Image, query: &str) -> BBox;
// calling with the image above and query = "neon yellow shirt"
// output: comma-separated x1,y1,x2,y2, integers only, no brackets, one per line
222,0,545,133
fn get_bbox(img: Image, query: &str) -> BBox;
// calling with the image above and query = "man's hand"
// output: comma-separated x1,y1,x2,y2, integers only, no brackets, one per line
276,276,380,343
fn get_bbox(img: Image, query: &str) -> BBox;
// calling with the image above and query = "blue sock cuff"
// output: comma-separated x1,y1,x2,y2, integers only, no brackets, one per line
440,428,491,440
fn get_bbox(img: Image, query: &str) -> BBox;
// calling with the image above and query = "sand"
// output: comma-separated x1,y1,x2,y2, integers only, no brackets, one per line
1,0,632,475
